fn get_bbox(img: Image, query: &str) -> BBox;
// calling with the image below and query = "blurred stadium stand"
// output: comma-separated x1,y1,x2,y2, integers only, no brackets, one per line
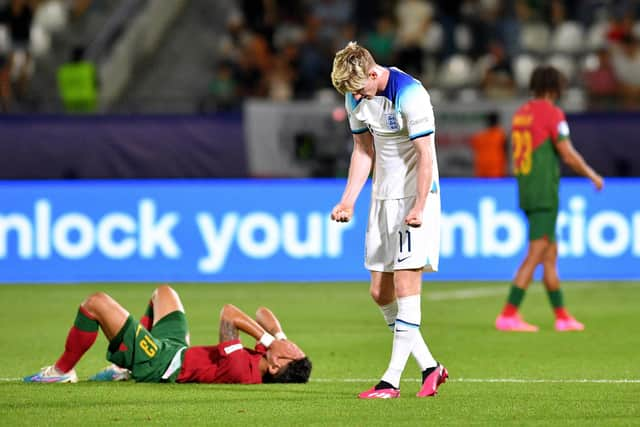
3,0,640,113
1,0,640,178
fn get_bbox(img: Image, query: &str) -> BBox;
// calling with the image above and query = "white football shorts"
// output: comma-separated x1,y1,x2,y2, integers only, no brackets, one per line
364,194,440,273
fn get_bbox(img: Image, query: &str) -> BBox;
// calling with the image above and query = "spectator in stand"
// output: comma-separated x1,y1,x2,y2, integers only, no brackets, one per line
217,11,250,67
352,0,388,35
240,0,277,51
294,15,330,98
395,0,434,76
0,0,37,99
548,0,573,26
470,111,508,178
610,34,640,109
459,0,493,60
69,0,92,18
266,55,294,101
363,15,396,66
57,45,98,114
495,0,521,59
606,8,635,43
206,60,239,111
0,25,10,112
481,39,516,99
582,47,621,110
435,0,463,59
308,0,353,48
234,31,271,98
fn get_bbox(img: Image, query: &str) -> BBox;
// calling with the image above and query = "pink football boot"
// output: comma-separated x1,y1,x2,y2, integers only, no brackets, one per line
495,313,539,332
416,364,448,397
555,316,585,331
358,386,400,399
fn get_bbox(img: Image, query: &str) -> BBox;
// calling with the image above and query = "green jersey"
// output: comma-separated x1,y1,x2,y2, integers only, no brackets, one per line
511,99,569,210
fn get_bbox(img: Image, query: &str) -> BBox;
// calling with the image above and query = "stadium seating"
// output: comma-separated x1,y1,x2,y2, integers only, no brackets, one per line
547,53,577,83
580,52,600,73
586,20,609,51
512,53,540,89
550,21,585,54
436,53,475,89
421,21,443,54
454,23,472,53
519,22,551,54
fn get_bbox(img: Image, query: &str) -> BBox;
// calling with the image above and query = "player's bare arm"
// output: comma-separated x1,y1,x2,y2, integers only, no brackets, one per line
255,307,286,338
331,132,374,223
556,140,604,190
405,134,434,227
219,304,267,343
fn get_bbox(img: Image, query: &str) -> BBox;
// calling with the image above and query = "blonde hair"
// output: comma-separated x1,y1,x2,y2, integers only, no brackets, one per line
331,41,376,95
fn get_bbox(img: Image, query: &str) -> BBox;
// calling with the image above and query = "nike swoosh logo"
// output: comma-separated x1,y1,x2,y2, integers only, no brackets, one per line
396,329,409,332
397,256,410,262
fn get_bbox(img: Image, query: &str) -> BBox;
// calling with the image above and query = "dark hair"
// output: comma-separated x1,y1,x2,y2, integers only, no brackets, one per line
487,111,499,127
529,65,566,98
621,33,636,46
71,45,86,62
262,357,312,384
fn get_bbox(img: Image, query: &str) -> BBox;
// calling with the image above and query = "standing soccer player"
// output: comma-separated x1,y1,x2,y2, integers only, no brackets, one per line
495,65,604,332
330,41,447,399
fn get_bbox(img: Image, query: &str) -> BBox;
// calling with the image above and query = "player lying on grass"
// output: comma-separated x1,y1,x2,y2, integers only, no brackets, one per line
24,285,312,384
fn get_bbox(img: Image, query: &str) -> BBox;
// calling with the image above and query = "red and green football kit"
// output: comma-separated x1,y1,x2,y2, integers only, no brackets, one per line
107,310,266,384
176,340,266,384
511,99,569,241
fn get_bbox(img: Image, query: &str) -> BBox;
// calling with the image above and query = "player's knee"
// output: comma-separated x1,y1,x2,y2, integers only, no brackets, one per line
152,284,175,301
82,292,110,312
369,288,388,305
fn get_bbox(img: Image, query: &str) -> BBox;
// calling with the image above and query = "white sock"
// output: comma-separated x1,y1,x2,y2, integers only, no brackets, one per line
379,301,398,332
381,295,421,388
412,334,437,371
379,299,436,370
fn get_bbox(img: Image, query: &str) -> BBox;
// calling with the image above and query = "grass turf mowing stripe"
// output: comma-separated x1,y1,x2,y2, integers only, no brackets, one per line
6,377,639,384
427,281,640,301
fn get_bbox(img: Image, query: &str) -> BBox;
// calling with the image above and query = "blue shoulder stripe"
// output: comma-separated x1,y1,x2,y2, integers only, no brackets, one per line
381,67,422,108
409,130,434,140
346,93,361,110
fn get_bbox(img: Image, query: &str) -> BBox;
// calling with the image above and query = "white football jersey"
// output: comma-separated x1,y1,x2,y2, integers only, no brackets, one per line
345,67,439,200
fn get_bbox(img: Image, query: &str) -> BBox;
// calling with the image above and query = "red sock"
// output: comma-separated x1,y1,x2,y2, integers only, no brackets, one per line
55,306,99,373
554,307,570,320
501,303,518,317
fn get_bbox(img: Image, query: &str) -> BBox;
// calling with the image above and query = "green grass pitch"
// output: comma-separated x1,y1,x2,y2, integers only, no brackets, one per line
1,281,639,426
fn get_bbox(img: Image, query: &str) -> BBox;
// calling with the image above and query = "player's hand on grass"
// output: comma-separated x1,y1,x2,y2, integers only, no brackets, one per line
331,203,353,222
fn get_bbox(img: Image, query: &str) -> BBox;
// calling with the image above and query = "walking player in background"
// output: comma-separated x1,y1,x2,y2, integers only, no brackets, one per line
330,41,447,399
496,65,604,332
24,285,311,384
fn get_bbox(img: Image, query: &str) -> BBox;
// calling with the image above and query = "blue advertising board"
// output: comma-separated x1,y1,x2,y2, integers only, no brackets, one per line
0,179,637,282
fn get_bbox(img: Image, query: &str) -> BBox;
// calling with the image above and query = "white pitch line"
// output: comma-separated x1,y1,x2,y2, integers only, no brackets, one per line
311,378,640,384
3,377,638,384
